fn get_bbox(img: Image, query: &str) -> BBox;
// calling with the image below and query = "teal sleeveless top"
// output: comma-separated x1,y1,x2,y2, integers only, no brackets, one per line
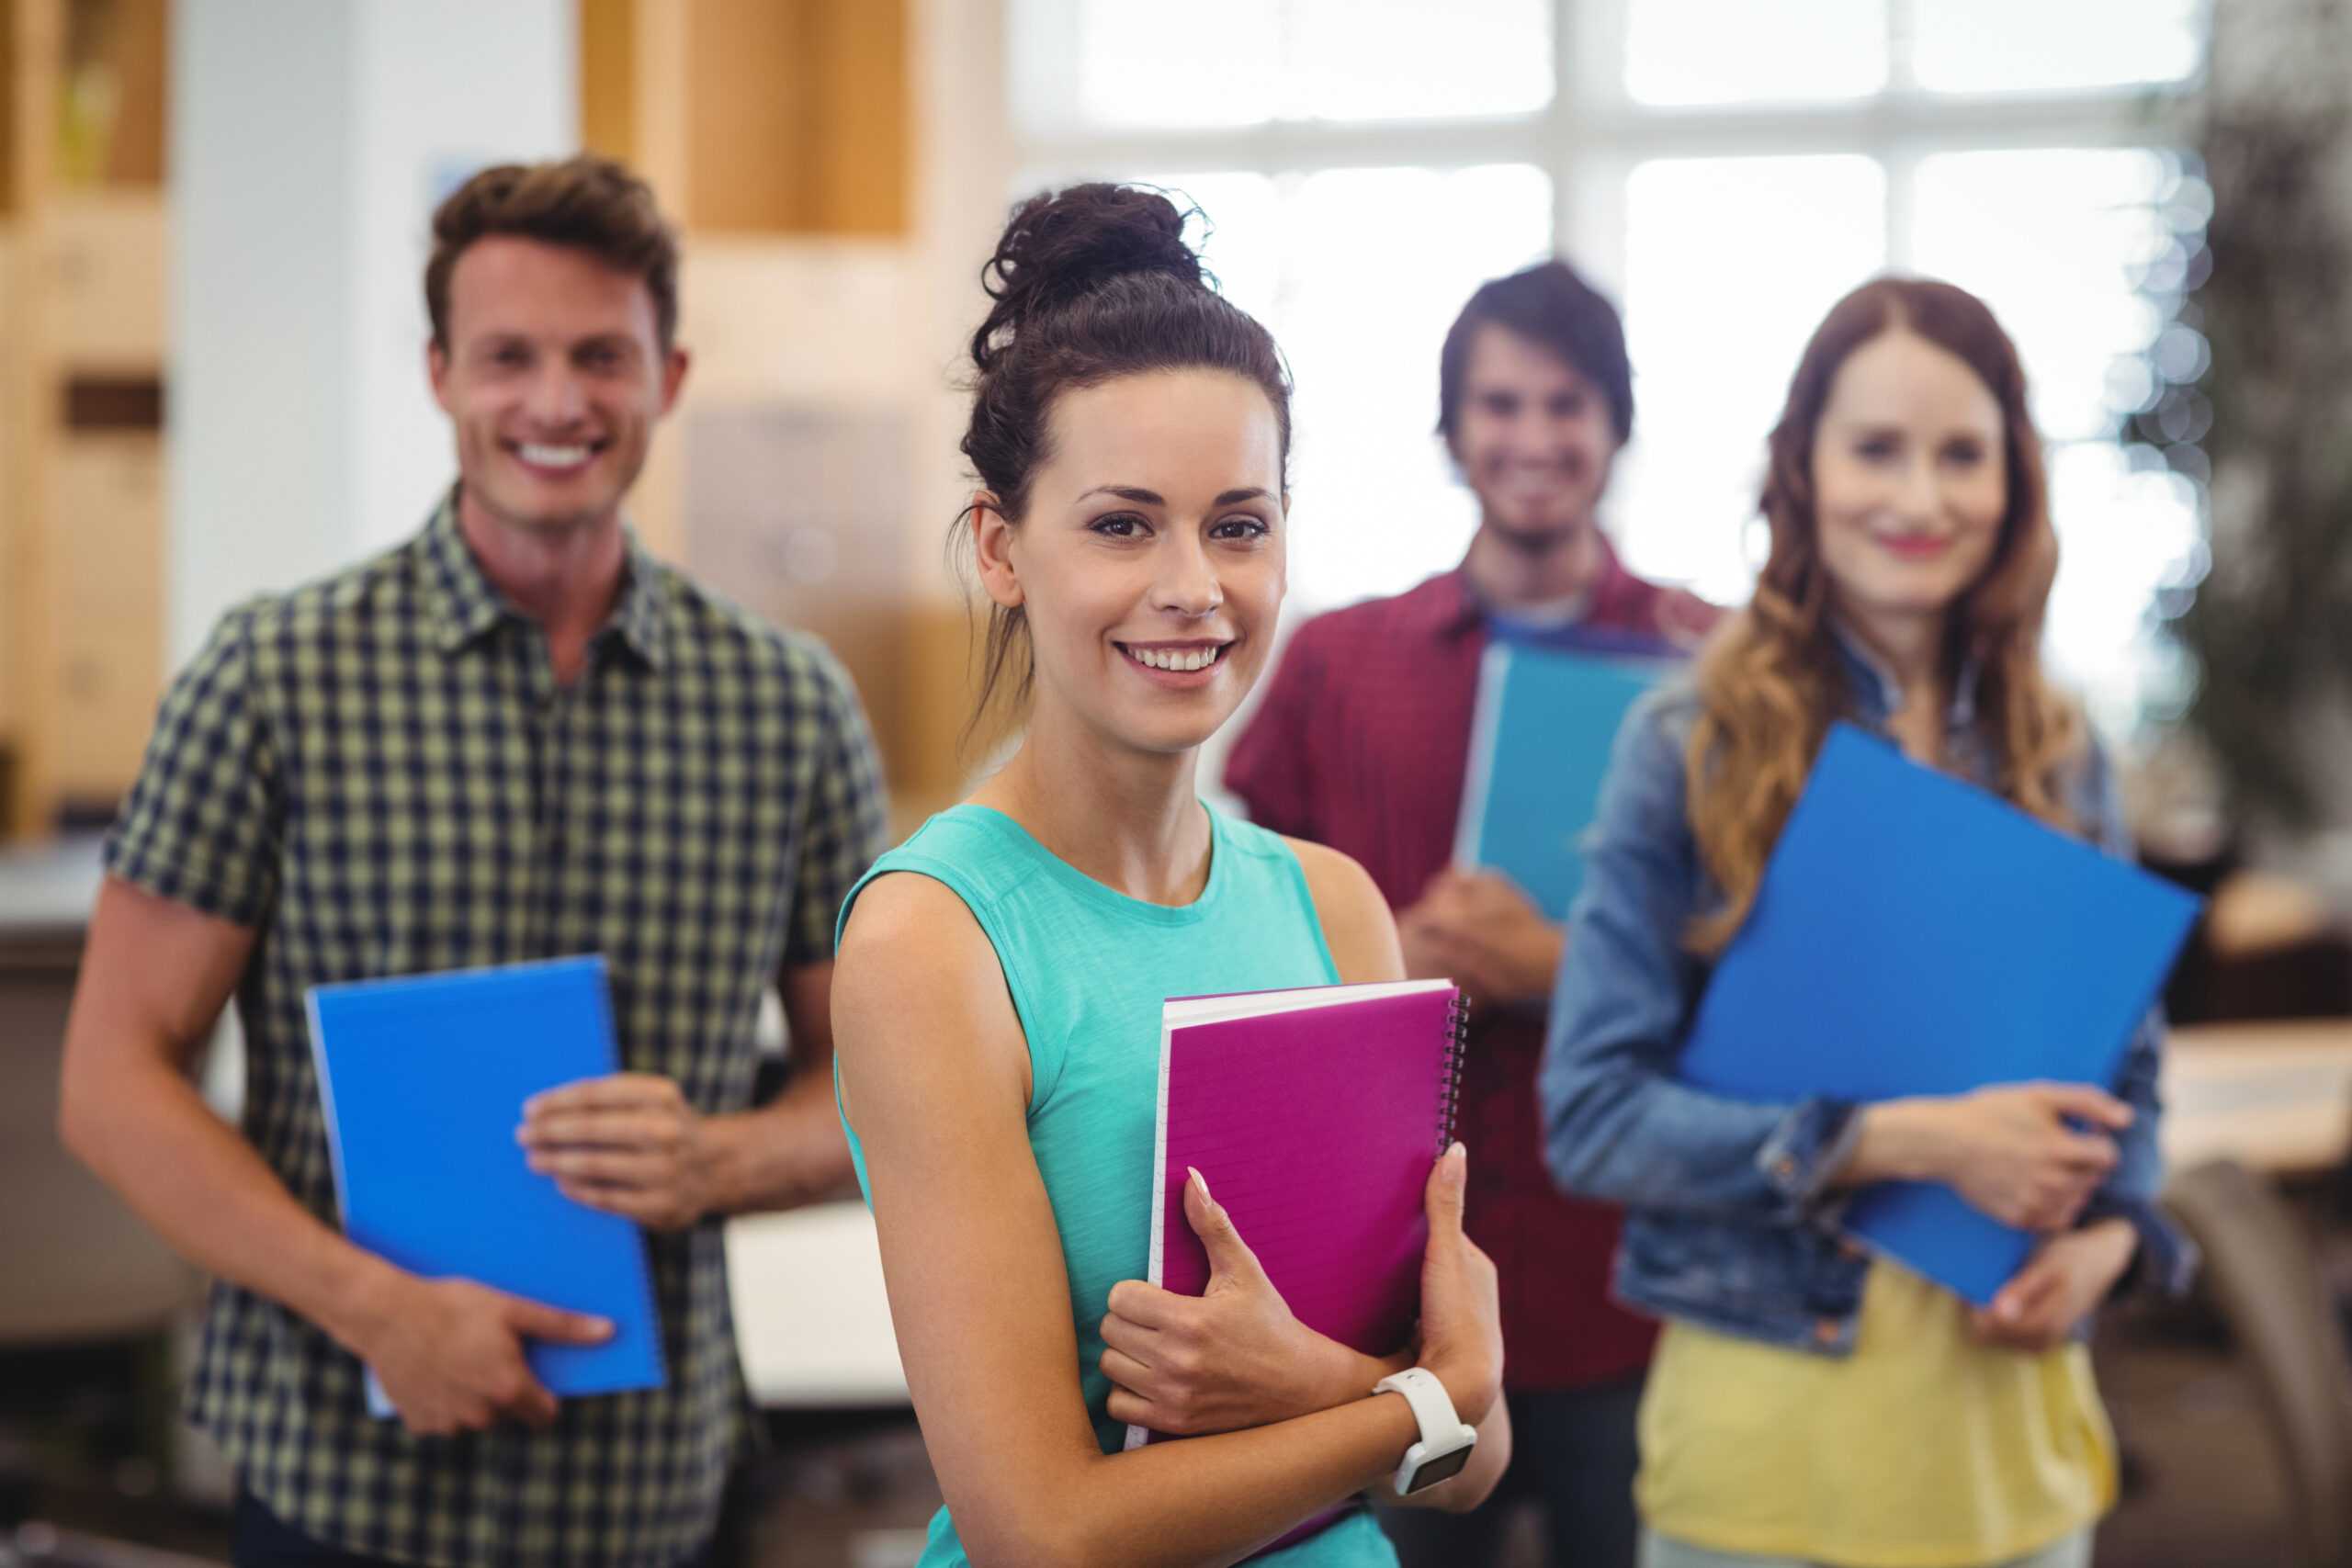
835,803,1398,1568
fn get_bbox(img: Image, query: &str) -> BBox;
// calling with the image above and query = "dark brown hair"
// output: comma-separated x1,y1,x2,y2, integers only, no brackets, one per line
958,184,1292,727
1683,276,2082,953
1438,259,1634,443
424,155,680,351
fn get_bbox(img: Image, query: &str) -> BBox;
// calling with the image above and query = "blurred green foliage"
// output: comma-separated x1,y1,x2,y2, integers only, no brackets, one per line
2166,11,2352,829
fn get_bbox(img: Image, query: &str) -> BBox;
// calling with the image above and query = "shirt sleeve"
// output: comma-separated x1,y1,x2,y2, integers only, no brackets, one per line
1539,691,1862,1220
104,604,286,927
2074,733,2199,1299
1222,619,1322,837
784,645,890,969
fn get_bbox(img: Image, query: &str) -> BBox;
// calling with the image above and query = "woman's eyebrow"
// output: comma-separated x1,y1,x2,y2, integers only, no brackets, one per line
1072,485,1273,507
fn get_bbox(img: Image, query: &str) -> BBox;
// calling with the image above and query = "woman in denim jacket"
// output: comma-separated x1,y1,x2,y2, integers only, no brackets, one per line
1539,278,2192,1568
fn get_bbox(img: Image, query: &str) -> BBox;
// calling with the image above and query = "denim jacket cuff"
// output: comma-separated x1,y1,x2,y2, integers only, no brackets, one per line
2079,1190,2199,1300
1755,1098,1865,1215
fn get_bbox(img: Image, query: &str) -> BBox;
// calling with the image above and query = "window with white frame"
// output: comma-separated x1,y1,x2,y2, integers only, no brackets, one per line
1007,0,2211,728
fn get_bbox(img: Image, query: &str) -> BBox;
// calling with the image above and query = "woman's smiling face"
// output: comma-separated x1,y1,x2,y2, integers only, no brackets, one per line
976,368,1288,756
1812,327,2009,637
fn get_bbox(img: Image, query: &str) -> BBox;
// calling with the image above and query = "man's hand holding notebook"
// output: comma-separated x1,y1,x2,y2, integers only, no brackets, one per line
307,956,668,1421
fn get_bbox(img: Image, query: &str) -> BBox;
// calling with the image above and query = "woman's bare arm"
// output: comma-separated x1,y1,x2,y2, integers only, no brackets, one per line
834,871,1501,1568
1288,838,1407,985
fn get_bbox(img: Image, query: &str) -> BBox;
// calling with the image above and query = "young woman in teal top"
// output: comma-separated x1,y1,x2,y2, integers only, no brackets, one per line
831,186,1511,1568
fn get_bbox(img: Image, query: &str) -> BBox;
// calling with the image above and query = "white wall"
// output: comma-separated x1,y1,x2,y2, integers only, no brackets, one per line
169,0,573,664
911,0,1018,608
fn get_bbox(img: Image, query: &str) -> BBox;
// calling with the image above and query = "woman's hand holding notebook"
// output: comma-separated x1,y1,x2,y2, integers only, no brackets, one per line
1102,1166,1414,1438
1122,978,1471,1453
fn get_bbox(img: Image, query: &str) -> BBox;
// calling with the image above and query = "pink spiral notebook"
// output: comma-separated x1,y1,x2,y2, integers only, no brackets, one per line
1124,978,1468,1467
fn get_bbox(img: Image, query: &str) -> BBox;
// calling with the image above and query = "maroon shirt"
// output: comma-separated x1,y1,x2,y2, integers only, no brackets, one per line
1225,540,1718,1390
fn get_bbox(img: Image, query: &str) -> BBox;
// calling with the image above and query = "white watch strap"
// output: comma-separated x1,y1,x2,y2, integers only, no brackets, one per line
1374,1366,1464,1447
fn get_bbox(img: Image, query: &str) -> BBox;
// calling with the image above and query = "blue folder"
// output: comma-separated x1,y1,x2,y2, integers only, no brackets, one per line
1454,641,1663,920
306,955,666,1416
1676,723,2200,1305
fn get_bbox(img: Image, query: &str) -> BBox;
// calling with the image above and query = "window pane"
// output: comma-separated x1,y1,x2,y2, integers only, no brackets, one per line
1148,174,1284,325
1051,0,1550,130
1280,165,1554,608
1069,0,1281,129
1911,149,2171,443
2042,445,2201,731
1287,0,1553,122
1912,0,2203,95
1624,0,1886,106
1614,155,1887,599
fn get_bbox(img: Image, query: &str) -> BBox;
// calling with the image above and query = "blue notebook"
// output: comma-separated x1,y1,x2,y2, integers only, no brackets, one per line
1677,723,2200,1306
306,955,666,1416
1454,642,1663,920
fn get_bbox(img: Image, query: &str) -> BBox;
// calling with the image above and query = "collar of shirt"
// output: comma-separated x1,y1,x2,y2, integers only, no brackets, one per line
1429,526,1651,641
1828,615,1981,734
420,487,670,671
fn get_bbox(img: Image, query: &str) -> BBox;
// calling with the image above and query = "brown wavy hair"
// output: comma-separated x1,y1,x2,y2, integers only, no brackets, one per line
1684,276,2084,954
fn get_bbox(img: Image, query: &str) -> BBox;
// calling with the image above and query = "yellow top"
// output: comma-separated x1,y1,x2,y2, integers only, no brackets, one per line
1636,1261,2115,1568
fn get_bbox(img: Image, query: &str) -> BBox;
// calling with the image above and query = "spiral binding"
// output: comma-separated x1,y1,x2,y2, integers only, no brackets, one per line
1437,991,1471,1154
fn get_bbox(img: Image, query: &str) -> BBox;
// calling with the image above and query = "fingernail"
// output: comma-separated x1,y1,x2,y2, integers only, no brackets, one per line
1188,1166,1210,1204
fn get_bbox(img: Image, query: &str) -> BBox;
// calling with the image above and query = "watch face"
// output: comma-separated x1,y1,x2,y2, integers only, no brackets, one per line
1404,1442,1476,1493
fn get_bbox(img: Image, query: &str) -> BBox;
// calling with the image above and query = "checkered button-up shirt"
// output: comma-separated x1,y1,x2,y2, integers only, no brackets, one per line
107,495,888,1567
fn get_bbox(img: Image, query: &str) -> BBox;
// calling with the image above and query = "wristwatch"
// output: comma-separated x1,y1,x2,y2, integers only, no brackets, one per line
1374,1366,1479,1494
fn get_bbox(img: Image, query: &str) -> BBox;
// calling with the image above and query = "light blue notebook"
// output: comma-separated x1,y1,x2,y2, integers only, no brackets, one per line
1676,723,2201,1305
1454,642,1664,920
306,955,667,1416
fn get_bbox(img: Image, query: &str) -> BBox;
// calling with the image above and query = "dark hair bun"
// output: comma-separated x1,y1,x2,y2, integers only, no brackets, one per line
972,184,1204,373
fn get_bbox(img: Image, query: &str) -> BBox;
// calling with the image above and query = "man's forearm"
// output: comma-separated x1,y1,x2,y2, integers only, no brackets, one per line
700,1073,856,1214
708,958,859,1215
62,1049,403,1353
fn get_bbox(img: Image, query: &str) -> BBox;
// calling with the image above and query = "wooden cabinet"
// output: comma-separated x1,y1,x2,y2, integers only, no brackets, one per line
581,0,909,237
1,0,166,838
51,429,161,799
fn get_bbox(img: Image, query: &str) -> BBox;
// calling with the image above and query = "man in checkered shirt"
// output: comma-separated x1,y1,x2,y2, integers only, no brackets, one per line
58,156,888,1567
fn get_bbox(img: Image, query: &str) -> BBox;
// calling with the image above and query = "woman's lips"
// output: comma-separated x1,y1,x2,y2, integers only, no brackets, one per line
1874,533,1954,561
1116,641,1230,688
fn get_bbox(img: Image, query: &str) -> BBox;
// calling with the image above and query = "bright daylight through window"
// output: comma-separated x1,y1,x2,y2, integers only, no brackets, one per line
1009,0,2211,728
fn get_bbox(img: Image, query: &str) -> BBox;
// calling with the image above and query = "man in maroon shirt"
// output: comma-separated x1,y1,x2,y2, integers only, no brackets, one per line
1227,260,1717,1568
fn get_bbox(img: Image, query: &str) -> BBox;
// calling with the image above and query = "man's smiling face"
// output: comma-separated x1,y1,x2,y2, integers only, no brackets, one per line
428,234,685,536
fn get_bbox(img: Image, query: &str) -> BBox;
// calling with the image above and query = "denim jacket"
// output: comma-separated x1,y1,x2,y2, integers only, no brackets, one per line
1538,632,2198,1356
